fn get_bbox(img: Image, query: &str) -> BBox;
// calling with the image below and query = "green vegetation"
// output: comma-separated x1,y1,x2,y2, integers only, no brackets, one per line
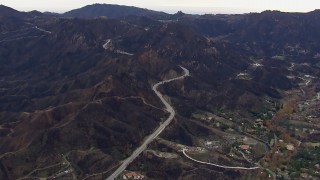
288,147,320,177
255,142,268,154
186,151,211,162
192,112,207,119
216,109,235,120
220,123,230,131
249,108,273,120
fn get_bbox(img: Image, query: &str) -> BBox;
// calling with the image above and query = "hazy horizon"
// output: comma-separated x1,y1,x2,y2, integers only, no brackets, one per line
1,0,319,14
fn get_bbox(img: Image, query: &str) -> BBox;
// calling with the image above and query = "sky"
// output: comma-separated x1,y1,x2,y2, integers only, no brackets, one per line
0,0,320,14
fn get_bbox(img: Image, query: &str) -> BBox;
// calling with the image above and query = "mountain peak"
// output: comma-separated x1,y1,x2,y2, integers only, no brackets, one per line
28,10,43,16
175,11,185,16
309,9,320,14
0,4,22,16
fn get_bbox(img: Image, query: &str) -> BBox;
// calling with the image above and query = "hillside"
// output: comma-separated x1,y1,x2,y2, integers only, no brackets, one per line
0,5,319,180
0,5,23,17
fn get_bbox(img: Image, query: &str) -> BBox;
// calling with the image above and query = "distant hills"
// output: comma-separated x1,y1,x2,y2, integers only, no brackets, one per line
63,4,168,18
0,4,168,19
0,5,50,18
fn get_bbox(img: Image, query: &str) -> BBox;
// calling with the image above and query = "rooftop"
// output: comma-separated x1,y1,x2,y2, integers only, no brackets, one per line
239,145,250,150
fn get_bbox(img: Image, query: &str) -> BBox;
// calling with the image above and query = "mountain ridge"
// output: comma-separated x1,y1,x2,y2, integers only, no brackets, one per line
0,5,24,17
63,3,168,19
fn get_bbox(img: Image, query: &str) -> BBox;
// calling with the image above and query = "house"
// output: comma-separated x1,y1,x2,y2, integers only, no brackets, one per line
123,172,144,180
256,119,263,122
205,141,219,149
247,129,256,133
239,145,250,150
286,144,295,151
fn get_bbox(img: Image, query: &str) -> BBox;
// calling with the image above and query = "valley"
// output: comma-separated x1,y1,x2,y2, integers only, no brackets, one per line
107,66,189,180
0,4,319,180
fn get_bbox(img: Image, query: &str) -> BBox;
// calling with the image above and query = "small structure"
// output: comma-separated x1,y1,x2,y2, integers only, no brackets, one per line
247,129,256,133
252,63,263,67
216,122,220,127
286,144,295,151
123,172,144,180
256,119,263,122
239,145,250,150
205,141,213,146
205,141,219,149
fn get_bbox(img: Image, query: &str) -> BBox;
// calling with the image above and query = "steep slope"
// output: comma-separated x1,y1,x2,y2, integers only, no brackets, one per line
0,14,278,179
0,5,319,180
0,16,175,179
178,10,320,59
0,5,24,17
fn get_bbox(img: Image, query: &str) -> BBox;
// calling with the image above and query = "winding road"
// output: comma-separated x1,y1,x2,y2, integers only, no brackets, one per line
107,66,190,180
182,149,260,170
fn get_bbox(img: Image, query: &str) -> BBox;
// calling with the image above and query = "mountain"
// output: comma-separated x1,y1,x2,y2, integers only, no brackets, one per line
43,11,60,16
0,5,319,180
27,10,44,17
63,3,168,18
0,5,24,17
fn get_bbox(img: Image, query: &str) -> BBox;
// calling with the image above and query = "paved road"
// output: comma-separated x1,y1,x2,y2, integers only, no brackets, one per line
107,66,190,180
34,26,52,34
182,149,260,170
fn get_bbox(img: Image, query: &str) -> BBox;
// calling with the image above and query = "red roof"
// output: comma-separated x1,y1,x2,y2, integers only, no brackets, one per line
124,172,144,179
247,129,256,133
239,145,250,150
126,172,138,177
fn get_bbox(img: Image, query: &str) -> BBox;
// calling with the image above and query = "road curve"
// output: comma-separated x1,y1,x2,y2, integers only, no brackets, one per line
182,149,259,170
107,66,190,180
